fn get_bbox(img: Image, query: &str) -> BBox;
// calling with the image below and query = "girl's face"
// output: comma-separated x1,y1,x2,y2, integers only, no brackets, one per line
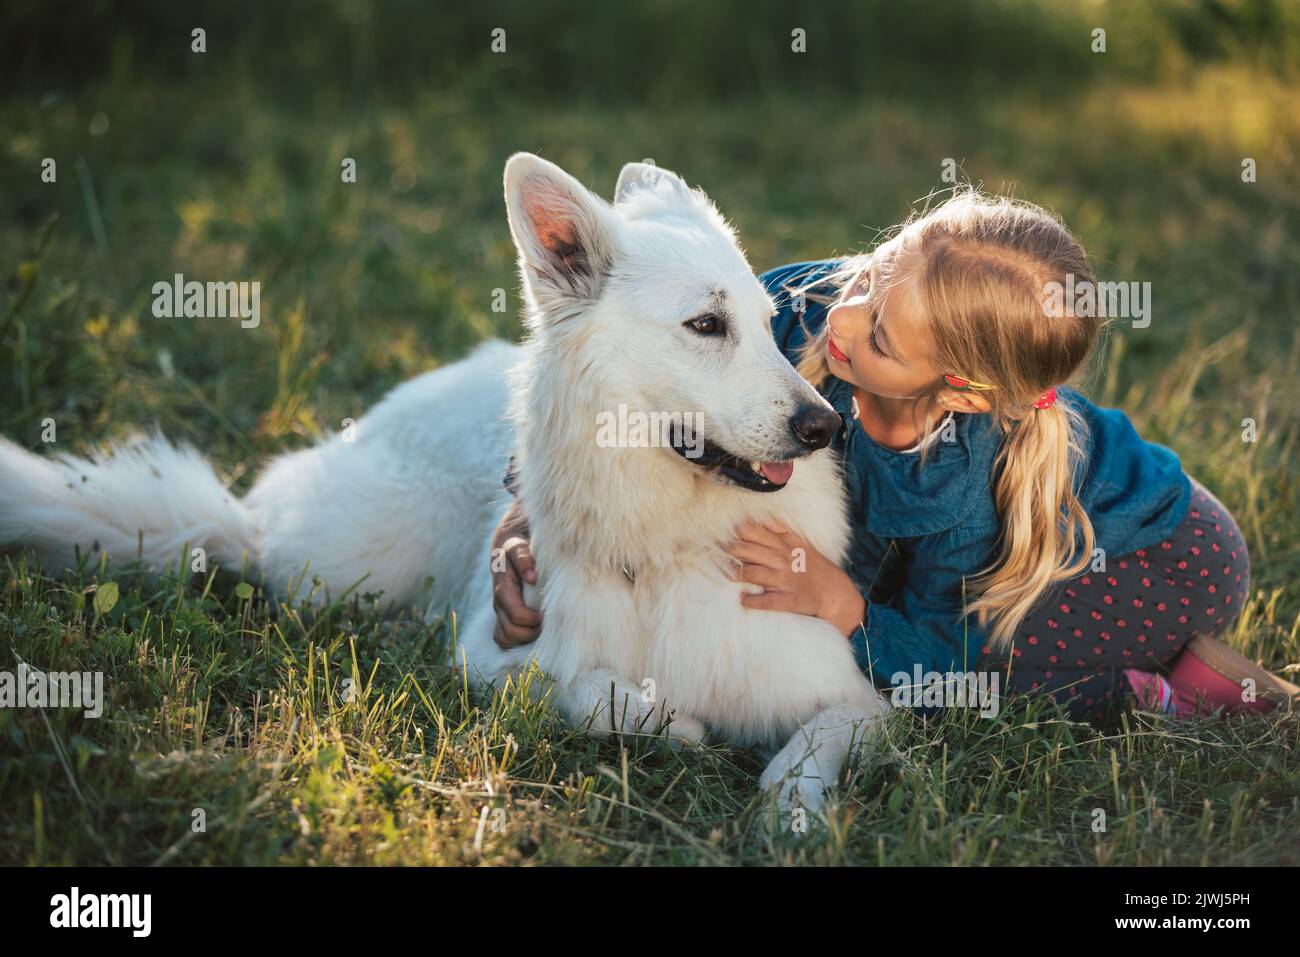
823,253,942,400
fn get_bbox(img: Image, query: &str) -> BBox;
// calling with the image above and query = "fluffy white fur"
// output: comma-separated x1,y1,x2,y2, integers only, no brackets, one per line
0,154,890,813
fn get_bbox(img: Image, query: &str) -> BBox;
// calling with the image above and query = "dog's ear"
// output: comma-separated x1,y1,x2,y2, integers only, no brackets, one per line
504,153,616,309
614,161,692,205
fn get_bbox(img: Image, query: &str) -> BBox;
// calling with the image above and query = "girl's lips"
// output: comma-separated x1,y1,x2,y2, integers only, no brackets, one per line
827,336,850,363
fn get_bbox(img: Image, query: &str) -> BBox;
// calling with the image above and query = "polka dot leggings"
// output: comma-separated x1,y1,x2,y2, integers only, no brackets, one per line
977,479,1250,724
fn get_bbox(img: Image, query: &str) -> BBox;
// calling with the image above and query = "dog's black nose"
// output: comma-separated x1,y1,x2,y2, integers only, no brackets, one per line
790,405,841,451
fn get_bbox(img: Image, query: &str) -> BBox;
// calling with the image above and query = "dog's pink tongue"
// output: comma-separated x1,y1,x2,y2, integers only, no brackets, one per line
759,461,794,485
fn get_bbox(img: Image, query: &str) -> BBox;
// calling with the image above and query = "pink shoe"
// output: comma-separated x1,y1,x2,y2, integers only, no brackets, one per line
1165,635,1298,716
1124,669,1176,714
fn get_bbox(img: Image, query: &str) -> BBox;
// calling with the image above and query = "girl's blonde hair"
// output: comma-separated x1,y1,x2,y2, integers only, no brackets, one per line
793,189,1103,650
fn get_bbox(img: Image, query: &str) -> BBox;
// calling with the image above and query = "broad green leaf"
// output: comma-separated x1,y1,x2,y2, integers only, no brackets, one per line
93,581,119,617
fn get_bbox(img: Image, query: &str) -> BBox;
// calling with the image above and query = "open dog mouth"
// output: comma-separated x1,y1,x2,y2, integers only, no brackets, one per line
669,427,795,493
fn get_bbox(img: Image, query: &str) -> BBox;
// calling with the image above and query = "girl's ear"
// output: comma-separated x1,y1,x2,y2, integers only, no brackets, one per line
504,153,617,308
939,389,992,414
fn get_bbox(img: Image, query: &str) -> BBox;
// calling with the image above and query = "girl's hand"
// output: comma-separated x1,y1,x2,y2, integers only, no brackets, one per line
491,499,542,648
726,522,866,637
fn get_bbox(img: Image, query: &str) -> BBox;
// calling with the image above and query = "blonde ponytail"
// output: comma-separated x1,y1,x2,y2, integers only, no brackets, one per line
967,400,1095,649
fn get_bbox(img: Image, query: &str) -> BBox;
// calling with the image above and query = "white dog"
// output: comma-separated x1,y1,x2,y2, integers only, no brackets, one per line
0,154,890,813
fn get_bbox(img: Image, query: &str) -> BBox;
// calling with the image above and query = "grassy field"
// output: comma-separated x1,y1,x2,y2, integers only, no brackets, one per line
2,1,1299,865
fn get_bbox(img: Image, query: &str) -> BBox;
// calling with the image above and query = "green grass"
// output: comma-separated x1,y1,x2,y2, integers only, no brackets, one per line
3,2,1300,864
3,553,1298,865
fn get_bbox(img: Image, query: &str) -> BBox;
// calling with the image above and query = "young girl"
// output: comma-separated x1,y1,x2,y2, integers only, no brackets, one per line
491,190,1297,724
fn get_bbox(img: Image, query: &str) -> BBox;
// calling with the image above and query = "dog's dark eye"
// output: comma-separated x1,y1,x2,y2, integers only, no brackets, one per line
684,313,725,336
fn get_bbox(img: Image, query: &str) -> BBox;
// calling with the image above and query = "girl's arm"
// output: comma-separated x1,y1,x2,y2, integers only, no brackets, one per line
727,522,865,636
730,522,992,684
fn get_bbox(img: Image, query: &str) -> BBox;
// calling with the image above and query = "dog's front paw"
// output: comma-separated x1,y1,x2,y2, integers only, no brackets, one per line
587,697,705,748
660,709,706,748
770,772,829,819
759,752,828,818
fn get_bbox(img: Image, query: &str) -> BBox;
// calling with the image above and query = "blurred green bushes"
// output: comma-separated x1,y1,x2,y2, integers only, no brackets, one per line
5,0,1298,106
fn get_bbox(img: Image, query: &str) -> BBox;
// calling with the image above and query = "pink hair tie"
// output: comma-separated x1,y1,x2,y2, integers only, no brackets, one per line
1034,388,1057,410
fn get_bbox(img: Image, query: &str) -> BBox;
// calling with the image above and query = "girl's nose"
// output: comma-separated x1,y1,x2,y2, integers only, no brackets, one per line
827,305,864,340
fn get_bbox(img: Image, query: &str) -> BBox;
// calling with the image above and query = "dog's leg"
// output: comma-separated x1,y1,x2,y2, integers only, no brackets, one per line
759,699,888,817
558,669,706,747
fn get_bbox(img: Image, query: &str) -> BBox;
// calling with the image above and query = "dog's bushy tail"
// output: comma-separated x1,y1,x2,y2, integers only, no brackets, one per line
0,433,256,576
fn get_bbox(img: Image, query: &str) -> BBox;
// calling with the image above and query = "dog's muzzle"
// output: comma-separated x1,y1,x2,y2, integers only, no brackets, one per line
668,404,841,493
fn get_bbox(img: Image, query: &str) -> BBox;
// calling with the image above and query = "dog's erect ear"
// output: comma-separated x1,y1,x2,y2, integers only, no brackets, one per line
504,153,615,308
614,161,692,205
